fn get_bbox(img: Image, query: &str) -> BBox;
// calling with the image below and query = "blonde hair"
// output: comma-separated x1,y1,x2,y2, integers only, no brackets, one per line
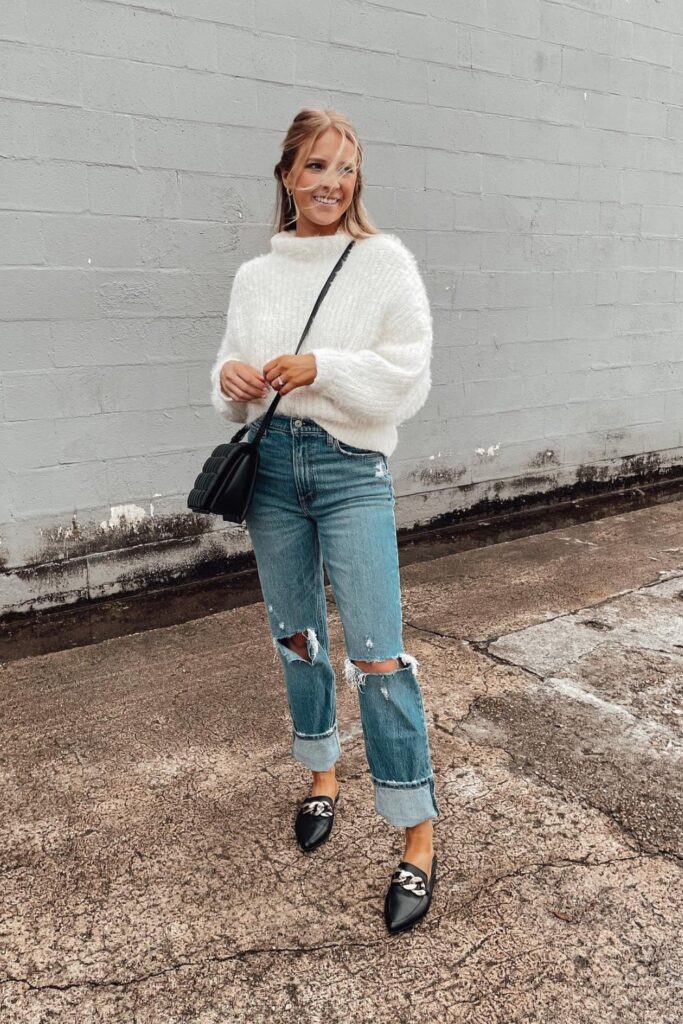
273,108,380,239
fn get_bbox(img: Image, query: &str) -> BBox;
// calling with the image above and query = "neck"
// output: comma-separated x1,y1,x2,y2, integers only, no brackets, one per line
271,228,353,260
294,223,342,238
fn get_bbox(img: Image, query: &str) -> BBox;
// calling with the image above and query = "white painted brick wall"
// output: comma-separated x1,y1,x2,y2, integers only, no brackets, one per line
1,0,682,615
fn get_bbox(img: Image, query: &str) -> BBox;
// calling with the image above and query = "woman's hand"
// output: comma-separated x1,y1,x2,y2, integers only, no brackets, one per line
262,353,317,396
220,360,271,401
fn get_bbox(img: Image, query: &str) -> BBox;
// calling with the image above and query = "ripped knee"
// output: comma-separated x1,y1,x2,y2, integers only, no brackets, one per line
273,627,320,664
344,652,420,693
351,657,400,673
282,630,311,661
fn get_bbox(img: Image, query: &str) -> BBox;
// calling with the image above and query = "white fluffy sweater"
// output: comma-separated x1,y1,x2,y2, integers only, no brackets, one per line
210,228,433,457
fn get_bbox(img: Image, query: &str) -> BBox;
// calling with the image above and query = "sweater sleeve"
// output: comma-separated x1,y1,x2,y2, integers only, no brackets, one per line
306,237,433,425
209,263,249,423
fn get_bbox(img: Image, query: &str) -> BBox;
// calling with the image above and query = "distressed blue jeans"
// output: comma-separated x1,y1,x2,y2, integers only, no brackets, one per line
243,413,439,828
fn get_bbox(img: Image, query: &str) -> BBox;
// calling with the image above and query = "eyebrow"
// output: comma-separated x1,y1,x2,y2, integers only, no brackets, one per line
307,155,354,163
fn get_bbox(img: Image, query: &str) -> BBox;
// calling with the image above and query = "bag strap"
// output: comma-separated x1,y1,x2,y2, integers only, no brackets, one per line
245,238,356,446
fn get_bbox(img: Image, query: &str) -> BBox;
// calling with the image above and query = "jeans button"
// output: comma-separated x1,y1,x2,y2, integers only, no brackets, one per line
294,418,303,427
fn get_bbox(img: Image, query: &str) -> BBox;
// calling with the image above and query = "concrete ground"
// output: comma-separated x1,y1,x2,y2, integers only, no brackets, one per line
2,500,682,1024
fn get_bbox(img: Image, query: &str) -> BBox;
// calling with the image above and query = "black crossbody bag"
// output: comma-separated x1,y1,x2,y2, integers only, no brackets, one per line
187,239,356,524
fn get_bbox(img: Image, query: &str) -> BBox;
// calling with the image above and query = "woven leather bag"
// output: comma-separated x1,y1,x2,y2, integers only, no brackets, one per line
187,238,356,523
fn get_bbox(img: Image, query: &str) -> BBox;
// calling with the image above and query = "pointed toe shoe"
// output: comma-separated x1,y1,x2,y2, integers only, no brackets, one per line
294,789,340,853
384,853,437,934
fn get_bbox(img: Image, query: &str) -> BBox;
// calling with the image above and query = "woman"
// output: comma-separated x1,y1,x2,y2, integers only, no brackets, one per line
210,108,439,934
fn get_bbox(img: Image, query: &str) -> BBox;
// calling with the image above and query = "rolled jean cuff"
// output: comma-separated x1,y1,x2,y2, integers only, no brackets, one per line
374,775,439,828
291,722,341,771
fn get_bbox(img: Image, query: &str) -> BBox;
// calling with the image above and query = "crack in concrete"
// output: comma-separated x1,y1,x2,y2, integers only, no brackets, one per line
445,851,664,919
466,642,683,753
408,598,683,868
407,568,683,649
425,686,683,870
467,638,545,680
0,938,386,994
404,620,461,642
425,931,494,976
459,728,683,868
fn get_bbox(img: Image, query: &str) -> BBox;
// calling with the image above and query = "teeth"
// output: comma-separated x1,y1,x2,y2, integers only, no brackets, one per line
314,196,338,204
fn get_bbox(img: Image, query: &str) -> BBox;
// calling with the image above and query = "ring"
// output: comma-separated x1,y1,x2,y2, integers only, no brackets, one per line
276,375,285,387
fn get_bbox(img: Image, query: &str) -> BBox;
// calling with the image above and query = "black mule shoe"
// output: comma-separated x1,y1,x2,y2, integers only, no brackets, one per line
384,852,437,934
295,788,340,853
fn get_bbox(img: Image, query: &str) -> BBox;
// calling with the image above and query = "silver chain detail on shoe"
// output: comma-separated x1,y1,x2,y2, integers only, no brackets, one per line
391,868,427,896
301,798,333,817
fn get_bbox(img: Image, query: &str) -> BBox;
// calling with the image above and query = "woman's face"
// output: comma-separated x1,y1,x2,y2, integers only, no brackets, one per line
285,128,358,234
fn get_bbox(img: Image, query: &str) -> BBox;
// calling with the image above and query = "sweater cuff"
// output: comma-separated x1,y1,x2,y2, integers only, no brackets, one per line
210,357,248,422
308,348,339,393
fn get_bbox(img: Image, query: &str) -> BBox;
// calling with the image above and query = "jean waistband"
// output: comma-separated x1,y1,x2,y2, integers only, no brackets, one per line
250,413,328,435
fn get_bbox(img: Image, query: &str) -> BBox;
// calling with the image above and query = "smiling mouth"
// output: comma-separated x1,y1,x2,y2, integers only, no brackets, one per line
313,195,340,205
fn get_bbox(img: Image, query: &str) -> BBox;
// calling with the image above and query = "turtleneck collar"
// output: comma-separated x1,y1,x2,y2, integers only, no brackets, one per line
270,229,355,260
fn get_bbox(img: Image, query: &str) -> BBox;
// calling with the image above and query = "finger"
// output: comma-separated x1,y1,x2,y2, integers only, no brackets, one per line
246,373,271,395
235,365,268,388
263,357,293,381
224,367,269,400
222,380,257,401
